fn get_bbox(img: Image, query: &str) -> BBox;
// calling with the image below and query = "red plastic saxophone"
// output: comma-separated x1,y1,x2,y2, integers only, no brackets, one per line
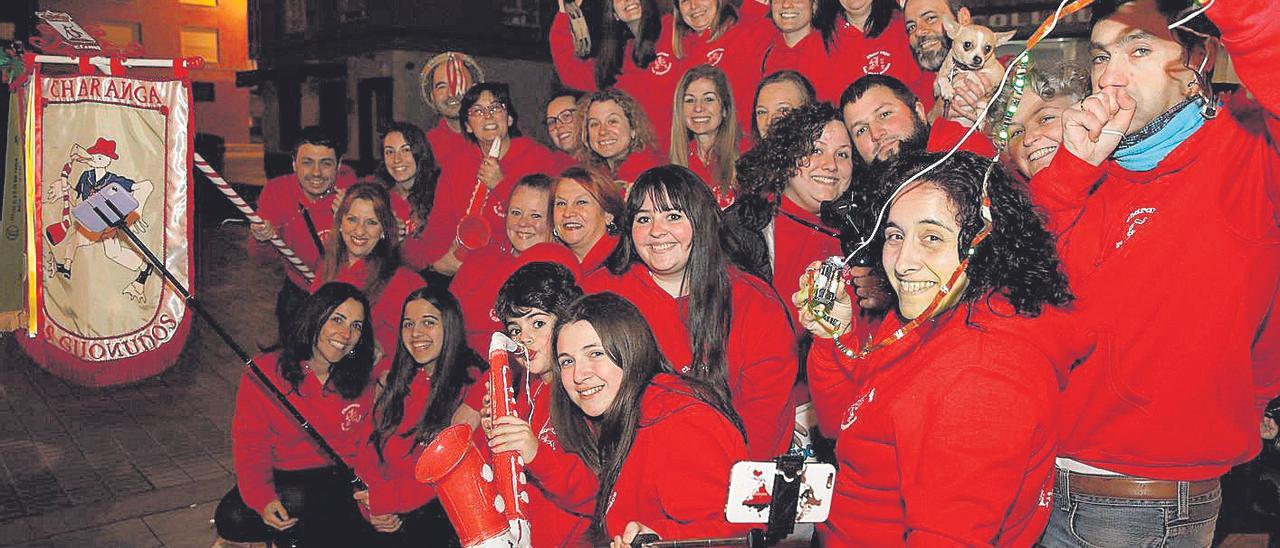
485,332,532,544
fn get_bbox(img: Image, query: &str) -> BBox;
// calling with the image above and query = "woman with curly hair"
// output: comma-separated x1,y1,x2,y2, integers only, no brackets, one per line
795,151,1091,545
546,292,749,545
354,286,483,547
215,282,378,547
586,165,797,461
573,89,665,187
376,122,442,272
669,64,745,209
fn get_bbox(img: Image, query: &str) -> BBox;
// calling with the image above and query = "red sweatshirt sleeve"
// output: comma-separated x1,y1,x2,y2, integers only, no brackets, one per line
897,362,1055,546
232,370,279,512
730,281,799,459
551,12,598,91
806,337,861,435
1027,147,1106,235
1209,0,1280,117
525,439,599,514
649,407,749,540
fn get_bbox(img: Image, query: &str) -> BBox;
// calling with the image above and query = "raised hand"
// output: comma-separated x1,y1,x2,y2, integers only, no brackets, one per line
488,415,539,464
1061,87,1137,166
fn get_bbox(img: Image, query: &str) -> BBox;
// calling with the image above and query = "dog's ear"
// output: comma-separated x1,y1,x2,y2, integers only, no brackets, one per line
993,29,1017,47
942,17,961,39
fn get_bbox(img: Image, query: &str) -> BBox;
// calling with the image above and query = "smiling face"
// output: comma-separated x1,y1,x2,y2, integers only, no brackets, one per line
429,64,472,119
293,143,340,201
505,185,552,253
785,120,854,214
465,91,513,145
613,0,644,24
382,132,417,185
545,95,581,153
1089,0,1195,133
340,198,385,259
507,307,558,376
843,85,929,164
553,178,613,256
1008,90,1072,178
400,298,443,366
755,81,807,139
312,298,366,366
679,0,719,32
682,78,725,138
882,182,969,320
557,320,625,418
631,191,695,284
586,100,635,162
772,0,816,37
904,0,957,72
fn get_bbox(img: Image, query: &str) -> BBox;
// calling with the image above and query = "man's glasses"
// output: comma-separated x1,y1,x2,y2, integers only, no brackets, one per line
545,108,577,128
467,103,508,118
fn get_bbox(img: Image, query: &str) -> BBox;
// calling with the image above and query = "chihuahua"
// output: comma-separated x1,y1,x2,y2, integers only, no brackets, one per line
934,19,1016,106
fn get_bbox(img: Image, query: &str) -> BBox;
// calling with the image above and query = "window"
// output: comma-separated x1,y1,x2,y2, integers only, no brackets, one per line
180,27,219,64
99,21,142,48
192,82,216,102
181,0,218,5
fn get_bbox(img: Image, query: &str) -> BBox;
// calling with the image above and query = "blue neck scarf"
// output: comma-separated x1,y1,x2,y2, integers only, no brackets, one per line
1113,98,1205,172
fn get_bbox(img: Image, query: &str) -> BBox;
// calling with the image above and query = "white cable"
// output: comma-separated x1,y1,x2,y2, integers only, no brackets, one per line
1168,0,1214,30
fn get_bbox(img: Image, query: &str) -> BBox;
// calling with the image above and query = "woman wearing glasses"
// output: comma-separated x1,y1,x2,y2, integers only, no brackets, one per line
543,89,586,170
413,82,558,279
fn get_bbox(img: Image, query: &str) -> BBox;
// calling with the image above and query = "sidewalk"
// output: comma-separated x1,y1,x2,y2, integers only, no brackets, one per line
0,225,281,547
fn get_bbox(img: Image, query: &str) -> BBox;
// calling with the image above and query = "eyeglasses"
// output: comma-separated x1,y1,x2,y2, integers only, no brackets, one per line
545,108,577,128
467,103,507,118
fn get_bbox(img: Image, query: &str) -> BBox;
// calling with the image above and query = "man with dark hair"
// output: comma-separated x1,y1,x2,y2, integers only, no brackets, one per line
1033,0,1280,543
901,0,971,112
420,51,485,168
839,74,993,172
248,126,354,341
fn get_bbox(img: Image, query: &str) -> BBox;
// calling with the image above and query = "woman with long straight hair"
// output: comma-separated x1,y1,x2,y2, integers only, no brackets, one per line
375,122,442,272
214,282,378,547
354,286,486,547
318,183,426,372
821,0,930,110
547,292,748,545
669,64,744,209
585,165,797,460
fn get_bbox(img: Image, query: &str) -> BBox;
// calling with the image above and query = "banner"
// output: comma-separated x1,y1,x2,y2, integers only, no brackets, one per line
18,72,193,386
0,93,27,330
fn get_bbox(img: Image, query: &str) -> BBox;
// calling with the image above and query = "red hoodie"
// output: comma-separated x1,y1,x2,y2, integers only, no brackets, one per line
451,242,581,354
313,261,426,371
425,120,471,167
585,267,797,459
761,31,842,101
248,173,354,289
232,351,375,512
602,374,750,540
926,118,996,158
770,196,844,332
832,14,927,104
412,137,558,266
809,301,1090,546
1022,0,1280,480
576,233,619,278
353,362,437,515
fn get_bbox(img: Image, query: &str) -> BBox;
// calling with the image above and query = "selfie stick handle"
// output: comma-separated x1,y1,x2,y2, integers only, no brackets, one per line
193,154,316,282
88,201,365,491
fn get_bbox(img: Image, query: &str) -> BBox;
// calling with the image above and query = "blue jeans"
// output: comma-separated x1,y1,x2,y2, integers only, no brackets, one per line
1040,469,1222,548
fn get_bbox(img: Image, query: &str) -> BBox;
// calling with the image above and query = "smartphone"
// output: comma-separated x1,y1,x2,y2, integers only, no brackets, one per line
71,182,140,233
724,461,836,524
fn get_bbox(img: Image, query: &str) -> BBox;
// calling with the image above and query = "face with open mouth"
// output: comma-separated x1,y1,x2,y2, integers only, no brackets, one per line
312,298,365,366
465,91,514,145
843,85,929,164
506,307,557,376
586,100,634,163
553,178,613,256
382,131,418,185
293,143,340,201
785,120,853,214
557,320,625,418
429,64,473,119
545,96,581,154
679,0,719,32
400,298,443,366
771,0,815,37
632,191,695,284
1008,91,1072,178
613,0,643,24
882,182,969,320
682,78,725,139
505,185,552,254
340,198,385,260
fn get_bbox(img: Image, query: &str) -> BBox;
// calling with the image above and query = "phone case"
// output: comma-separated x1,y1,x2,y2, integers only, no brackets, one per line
724,461,836,524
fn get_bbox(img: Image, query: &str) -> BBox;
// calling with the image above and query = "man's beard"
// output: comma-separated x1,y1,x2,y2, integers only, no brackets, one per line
863,116,931,174
912,32,951,72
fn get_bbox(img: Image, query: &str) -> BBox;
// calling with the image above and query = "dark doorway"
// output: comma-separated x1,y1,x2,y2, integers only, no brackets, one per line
318,80,348,157
357,77,393,174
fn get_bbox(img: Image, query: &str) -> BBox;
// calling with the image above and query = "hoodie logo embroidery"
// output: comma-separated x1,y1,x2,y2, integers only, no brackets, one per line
1114,207,1156,249
705,48,725,66
862,50,891,75
340,403,363,431
538,422,558,450
840,388,876,431
651,53,673,75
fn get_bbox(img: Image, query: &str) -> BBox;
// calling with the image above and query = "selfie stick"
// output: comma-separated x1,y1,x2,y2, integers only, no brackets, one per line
625,455,808,548
82,196,365,491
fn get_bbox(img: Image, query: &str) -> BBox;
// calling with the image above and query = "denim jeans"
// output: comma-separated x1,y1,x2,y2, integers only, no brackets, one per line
1039,469,1222,548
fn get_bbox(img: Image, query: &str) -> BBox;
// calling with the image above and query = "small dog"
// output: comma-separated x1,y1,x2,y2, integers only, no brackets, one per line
934,19,1016,105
